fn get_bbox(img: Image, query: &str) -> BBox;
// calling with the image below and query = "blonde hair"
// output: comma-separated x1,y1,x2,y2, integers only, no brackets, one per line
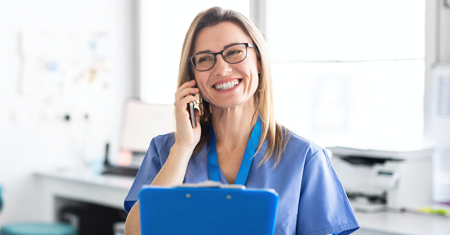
177,7,290,168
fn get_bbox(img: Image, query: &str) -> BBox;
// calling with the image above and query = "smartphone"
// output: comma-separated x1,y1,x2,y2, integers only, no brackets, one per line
188,101,196,128
188,77,197,128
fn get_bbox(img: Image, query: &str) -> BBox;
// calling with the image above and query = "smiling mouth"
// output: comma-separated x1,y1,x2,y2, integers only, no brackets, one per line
214,79,242,90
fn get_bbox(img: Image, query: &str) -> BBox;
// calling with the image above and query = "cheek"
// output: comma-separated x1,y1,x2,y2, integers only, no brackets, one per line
243,64,259,88
194,72,207,88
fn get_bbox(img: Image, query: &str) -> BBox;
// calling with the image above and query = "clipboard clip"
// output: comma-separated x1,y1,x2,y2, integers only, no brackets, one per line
175,180,246,189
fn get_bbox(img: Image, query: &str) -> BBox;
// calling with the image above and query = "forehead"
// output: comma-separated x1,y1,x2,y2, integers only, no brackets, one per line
193,22,252,53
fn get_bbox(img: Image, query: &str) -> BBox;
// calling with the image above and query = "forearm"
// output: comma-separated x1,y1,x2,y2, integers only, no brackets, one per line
125,201,140,235
151,143,193,186
125,144,192,235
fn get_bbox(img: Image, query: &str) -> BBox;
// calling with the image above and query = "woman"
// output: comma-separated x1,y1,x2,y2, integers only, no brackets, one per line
124,7,359,235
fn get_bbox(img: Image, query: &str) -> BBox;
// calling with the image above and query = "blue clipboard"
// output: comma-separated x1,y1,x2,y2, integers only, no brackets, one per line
139,183,279,235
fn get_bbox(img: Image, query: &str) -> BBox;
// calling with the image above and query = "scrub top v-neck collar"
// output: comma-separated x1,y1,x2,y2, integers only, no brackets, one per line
207,117,262,185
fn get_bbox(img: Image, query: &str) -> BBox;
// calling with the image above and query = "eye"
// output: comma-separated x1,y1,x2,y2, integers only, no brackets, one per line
197,54,214,64
226,50,243,57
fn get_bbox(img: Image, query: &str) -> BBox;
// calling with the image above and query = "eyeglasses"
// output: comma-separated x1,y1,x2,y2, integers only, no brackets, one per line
188,43,255,72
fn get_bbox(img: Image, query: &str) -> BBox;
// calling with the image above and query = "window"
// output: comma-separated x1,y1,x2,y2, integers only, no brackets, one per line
266,0,425,148
139,0,425,149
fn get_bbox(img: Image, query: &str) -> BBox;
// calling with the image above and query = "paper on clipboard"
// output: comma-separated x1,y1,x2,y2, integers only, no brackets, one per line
139,181,279,235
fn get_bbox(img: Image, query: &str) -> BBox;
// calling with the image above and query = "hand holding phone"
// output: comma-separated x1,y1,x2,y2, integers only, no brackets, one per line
173,78,201,151
175,77,199,136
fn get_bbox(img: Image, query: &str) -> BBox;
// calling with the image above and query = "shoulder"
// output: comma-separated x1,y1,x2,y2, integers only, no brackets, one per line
148,132,175,157
151,132,175,146
282,130,326,163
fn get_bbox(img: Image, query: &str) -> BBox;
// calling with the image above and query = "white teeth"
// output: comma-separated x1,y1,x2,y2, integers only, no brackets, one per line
215,80,240,90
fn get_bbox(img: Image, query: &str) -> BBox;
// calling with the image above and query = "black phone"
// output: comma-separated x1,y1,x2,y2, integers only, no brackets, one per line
188,101,196,128
188,77,197,128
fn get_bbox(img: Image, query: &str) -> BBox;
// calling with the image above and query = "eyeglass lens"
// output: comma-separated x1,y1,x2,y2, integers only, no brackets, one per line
192,44,247,71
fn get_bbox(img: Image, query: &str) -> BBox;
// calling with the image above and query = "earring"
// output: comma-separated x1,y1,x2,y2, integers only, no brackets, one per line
194,94,200,109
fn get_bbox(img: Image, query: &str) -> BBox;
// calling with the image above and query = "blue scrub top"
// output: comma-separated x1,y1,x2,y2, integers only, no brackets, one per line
124,128,360,235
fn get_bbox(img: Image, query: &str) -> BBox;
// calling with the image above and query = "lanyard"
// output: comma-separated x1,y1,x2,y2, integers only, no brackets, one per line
207,117,262,185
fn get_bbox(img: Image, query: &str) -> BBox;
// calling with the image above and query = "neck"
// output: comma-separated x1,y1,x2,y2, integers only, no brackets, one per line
211,105,258,149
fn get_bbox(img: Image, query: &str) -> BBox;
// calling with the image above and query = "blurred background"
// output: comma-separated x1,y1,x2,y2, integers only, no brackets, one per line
0,0,449,234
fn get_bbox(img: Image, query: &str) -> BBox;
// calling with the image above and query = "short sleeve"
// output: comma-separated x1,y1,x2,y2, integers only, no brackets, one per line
124,137,162,213
297,149,359,235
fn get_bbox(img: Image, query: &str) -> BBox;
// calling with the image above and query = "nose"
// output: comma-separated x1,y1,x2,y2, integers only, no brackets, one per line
213,54,232,77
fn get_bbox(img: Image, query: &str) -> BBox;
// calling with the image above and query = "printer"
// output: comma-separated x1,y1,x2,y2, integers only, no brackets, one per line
327,146,434,212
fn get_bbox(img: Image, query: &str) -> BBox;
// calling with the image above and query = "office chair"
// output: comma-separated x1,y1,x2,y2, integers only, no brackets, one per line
0,185,77,235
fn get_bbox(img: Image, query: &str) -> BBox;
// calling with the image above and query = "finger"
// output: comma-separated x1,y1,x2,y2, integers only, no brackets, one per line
175,80,197,96
175,87,199,102
177,79,196,90
176,95,199,113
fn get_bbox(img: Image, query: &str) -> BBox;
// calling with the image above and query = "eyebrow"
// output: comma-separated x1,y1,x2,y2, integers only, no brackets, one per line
194,42,244,55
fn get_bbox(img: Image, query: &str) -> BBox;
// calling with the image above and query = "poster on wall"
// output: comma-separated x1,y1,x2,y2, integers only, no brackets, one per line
19,31,111,99
18,30,115,165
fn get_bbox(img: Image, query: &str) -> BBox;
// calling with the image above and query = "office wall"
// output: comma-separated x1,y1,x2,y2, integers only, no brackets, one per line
0,0,136,224
425,0,450,136
439,2,450,61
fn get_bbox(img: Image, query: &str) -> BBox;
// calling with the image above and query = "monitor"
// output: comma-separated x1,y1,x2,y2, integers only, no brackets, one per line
119,99,175,167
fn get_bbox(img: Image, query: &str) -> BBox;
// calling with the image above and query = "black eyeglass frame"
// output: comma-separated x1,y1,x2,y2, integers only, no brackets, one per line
188,42,255,72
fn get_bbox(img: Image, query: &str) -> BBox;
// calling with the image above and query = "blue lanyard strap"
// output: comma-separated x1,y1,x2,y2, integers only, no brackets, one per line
207,117,262,185
207,126,220,182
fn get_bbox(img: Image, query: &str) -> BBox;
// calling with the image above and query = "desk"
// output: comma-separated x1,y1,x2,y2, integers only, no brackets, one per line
354,211,450,235
35,168,450,235
34,167,133,221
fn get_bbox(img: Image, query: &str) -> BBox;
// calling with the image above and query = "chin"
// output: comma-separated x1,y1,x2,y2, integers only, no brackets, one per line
214,98,252,109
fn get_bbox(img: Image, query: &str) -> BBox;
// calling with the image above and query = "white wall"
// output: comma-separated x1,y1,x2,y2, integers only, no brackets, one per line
439,2,450,61
425,0,450,135
0,0,136,224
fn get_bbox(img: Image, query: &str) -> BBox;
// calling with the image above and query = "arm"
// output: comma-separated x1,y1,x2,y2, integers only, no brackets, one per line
124,143,193,234
124,201,141,235
124,80,201,235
